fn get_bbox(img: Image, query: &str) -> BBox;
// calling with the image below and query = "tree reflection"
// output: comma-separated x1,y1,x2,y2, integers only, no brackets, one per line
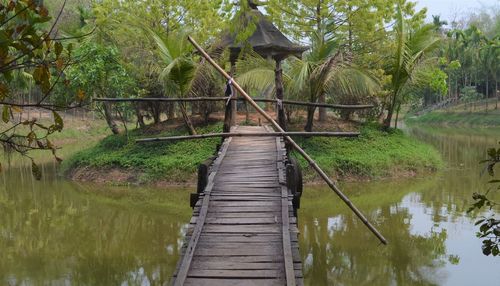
0,165,191,285
300,180,448,286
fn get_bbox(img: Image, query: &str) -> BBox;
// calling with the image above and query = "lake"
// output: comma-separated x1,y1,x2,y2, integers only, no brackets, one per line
1,125,499,285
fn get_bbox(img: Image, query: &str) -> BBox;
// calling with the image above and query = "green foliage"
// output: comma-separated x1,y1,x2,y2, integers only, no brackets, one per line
384,4,440,127
461,86,483,103
0,0,77,178
66,122,442,184
407,66,448,107
467,146,500,256
292,123,443,180
57,42,136,104
65,124,223,183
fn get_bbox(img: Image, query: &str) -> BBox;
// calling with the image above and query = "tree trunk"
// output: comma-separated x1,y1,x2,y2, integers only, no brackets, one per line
178,102,197,135
486,77,489,112
318,93,327,122
103,102,119,135
167,103,175,120
394,104,401,129
384,109,393,129
495,80,498,109
245,101,250,123
150,103,161,124
304,106,316,132
384,91,398,129
134,104,145,128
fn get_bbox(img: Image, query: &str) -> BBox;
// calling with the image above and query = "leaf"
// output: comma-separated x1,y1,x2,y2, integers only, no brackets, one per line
11,106,22,113
31,160,42,180
39,6,49,18
52,111,64,132
492,245,499,256
487,148,496,158
46,138,53,149
2,105,9,123
475,219,485,226
36,140,44,149
480,223,490,233
55,58,64,71
54,42,63,57
27,131,36,146
0,83,8,100
77,89,85,101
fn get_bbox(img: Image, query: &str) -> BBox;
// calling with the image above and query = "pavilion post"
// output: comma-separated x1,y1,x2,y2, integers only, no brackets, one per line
230,63,237,127
275,59,287,131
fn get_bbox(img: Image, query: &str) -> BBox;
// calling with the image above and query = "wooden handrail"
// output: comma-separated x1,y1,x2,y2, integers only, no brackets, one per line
136,131,360,143
94,97,374,110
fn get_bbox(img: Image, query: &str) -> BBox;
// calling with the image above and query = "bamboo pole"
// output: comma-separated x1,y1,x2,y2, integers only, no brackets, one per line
187,36,387,245
136,131,360,143
94,97,374,110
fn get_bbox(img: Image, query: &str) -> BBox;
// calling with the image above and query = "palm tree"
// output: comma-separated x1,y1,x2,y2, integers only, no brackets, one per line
432,15,448,34
479,38,499,110
384,5,440,128
150,31,198,135
236,31,379,132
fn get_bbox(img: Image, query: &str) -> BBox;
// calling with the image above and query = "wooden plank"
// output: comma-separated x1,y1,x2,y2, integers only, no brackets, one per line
201,225,281,234
184,278,283,286
190,261,303,271
191,217,280,225
190,261,284,270
272,132,297,286
194,248,282,257
175,126,303,286
187,269,281,278
173,138,232,286
209,201,280,207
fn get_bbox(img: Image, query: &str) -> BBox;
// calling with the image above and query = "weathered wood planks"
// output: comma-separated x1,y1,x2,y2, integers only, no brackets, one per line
173,125,303,286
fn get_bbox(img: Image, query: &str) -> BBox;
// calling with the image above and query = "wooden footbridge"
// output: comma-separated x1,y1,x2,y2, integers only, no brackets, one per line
173,125,303,285
96,36,388,286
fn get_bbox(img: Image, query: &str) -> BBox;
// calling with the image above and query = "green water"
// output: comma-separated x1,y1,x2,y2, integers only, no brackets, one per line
1,126,499,285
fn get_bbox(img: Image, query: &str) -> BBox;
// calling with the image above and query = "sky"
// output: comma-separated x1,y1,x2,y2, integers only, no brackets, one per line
415,0,499,22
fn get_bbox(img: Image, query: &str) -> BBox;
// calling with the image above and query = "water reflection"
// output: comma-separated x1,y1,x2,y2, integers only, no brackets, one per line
299,126,500,286
0,165,192,286
3,126,500,285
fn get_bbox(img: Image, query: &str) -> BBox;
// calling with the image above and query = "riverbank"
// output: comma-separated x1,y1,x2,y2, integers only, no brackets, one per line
407,99,500,127
64,121,443,185
407,110,500,126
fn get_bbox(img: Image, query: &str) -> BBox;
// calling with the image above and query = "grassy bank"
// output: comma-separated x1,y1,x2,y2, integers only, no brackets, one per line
293,124,442,181
65,122,442,185
64,123,222,184
407,98,500,127
407,110,500,127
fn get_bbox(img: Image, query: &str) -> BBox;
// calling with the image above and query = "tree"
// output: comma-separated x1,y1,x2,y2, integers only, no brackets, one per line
59,42,136,134
235,31,379,131
0,0,76,177
89,0,232,127
384,5,440,128
150,31,199,135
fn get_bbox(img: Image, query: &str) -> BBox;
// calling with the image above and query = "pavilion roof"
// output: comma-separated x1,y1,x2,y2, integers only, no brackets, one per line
223,6,308,62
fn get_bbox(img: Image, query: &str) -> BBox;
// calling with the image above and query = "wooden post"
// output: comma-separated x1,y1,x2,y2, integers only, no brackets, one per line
286,157,303,215
275,59,287,131
223,99,232,133
230,63,237,127
188,36,387,245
